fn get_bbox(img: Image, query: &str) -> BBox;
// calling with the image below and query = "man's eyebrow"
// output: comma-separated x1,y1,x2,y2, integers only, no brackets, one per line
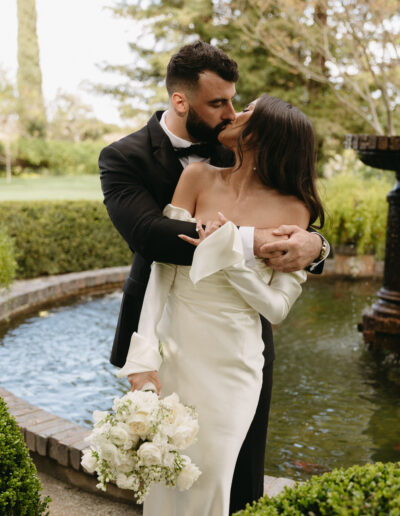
208,93,237,104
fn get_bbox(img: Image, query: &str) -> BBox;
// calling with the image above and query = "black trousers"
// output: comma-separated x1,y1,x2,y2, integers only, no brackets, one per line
229,352,274,514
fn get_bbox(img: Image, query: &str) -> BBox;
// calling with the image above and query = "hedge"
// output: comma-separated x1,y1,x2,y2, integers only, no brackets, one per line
0,227,16,288
320,173,390,259
9,138,104,176
0,201,132,279
234,462,400,516
0,397,50,515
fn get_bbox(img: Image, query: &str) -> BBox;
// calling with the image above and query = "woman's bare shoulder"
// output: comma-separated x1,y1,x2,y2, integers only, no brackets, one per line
181,162,218,178
277,193,310,229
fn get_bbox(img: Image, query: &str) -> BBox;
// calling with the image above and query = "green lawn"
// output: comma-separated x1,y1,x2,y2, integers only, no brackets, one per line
0,175,103,201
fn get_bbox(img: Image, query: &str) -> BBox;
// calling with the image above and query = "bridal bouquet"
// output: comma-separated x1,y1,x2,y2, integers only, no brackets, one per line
81,390,201,502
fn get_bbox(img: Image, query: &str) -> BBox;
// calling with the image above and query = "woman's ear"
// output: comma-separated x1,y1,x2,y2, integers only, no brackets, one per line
171,92,189,117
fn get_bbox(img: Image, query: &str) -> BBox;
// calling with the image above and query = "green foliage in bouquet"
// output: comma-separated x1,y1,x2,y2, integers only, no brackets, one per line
0,227,16,288
10,138,104,176
234,462,400,516
320,173,390,259
0,397,50,515
0,201,132,278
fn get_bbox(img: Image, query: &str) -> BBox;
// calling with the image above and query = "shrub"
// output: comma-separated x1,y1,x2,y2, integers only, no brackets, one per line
0,201,132,279
9,138,104,176
0,227,16,288
234,462,400,516
0,397,50,515
320,173,390,259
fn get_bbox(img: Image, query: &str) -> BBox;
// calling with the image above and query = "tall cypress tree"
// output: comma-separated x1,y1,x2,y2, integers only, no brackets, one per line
16,0,46,137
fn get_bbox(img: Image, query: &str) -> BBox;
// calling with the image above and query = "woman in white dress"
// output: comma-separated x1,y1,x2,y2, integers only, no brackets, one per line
117,95,325,516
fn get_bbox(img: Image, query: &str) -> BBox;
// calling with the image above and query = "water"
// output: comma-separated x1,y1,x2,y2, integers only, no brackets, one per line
0,279,399,481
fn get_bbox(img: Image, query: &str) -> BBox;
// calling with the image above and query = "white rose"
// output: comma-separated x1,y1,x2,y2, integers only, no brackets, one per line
81,448,98,473
170,420,199,450
127,411,151,437
109,423,131,447
177,457,201,490
137,442,162,466
127,390,159,411
85,424,110,447
99,442,122,467
162,393,185,424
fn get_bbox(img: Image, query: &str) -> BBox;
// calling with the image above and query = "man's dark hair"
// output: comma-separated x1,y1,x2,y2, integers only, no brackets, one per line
166,41,239,96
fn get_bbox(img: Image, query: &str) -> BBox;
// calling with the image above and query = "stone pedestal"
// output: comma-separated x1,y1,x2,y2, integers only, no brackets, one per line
345,135,400,353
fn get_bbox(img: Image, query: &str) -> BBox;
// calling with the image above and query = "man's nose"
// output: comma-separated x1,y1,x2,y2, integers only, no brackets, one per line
223,101,236,121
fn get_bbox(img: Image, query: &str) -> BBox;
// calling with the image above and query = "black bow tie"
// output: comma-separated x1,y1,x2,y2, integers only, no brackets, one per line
173,143,213,159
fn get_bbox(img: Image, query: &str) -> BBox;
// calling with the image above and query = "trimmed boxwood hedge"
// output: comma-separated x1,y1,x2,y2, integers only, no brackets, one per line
0,201,132,279
0,397,50,515
234,462,400,516
0,227,16,288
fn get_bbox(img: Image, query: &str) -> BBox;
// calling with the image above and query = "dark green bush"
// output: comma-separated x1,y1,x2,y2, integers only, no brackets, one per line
235,462,400,516
0,201,132,279
0,397,50,515
9,138,104,176
0,227,16,288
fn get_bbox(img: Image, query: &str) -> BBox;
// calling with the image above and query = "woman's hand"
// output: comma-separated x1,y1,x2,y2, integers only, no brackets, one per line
178,212,228,246
128,371,161,395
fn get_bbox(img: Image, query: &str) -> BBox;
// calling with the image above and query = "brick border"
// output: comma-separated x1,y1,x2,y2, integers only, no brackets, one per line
0,266,130,324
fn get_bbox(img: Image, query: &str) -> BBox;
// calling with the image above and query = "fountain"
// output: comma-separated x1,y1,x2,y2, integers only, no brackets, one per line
345,135,400,353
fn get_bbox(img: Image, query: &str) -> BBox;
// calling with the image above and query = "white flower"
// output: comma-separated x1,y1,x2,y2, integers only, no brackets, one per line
127,390,159,410
126,411,153,437
177,456,201,490
109,423,132,447
170,419,199,450
116,473,136,490
162,451,176,469
162,393,183,423
99,442,122,467
137,442,162,466
93,410,108,424
81,448,98,473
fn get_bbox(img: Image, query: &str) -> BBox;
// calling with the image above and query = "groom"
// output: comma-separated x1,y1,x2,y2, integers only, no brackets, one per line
100,41,327,513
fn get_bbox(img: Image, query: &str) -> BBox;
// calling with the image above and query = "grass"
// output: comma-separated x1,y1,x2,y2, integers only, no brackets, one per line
0,174,103,201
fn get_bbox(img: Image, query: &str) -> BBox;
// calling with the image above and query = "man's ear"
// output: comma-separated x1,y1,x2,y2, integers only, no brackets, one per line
171,92,189,117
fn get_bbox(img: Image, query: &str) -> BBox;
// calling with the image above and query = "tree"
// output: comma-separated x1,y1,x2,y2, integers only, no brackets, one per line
16,0,47,137
48,92,118,142
99,0,367,162
0,70,19,183
235,0,400,135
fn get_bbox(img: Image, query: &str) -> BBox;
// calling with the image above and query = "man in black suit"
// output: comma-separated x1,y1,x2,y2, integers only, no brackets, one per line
100,41,328,513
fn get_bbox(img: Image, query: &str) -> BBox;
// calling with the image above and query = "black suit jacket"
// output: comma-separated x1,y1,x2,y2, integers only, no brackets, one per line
100,111,323,368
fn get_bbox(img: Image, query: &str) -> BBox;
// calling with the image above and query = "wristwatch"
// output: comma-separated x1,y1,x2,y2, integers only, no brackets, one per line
316,236,329,262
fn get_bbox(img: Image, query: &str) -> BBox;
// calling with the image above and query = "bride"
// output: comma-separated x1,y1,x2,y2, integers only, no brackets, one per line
116,94,325,516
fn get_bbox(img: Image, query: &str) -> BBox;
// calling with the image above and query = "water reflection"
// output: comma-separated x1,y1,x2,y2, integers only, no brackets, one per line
0,278,399,480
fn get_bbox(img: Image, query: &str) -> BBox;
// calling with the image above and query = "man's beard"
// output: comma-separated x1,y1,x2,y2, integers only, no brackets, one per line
186,106,230,143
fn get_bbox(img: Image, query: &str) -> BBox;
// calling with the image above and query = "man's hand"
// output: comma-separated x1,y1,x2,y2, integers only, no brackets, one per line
128,371,161,395
255,225,322,272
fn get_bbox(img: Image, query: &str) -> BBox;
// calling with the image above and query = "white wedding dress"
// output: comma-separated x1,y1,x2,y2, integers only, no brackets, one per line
117,204,306,516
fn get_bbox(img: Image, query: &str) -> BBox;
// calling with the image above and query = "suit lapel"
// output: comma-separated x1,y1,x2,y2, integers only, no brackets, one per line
148,112,183,185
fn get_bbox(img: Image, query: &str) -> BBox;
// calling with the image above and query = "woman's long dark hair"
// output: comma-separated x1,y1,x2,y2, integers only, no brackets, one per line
236,94,325,229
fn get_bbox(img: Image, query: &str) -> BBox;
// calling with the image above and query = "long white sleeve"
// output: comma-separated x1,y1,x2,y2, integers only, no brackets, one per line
190,222,306,325
116,262,176,377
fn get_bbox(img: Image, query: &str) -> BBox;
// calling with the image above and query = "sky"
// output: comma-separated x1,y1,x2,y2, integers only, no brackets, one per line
0,0,136,125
